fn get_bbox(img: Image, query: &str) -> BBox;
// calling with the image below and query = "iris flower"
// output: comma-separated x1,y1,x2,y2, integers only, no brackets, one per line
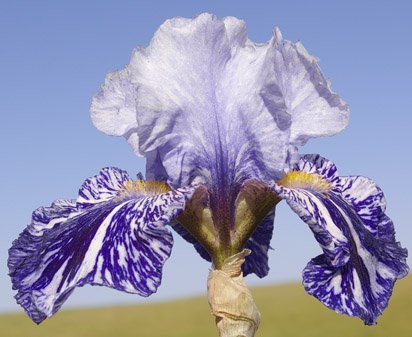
9,13,408,335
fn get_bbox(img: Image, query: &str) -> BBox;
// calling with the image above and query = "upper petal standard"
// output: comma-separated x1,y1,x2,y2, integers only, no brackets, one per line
91,14,349,188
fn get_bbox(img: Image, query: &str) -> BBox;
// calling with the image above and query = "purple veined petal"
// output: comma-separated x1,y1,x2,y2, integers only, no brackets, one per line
91,14,349,190
8,199,78,324
8,168,194,324
242,209,275,278
172,209,275,278
273,154,408,324
303,195,408,325
129,13,292,187
294,154,340,186
273,181,350,267
90,68,140,155
77,167,131,208
272,34,349,146
340,175,387,237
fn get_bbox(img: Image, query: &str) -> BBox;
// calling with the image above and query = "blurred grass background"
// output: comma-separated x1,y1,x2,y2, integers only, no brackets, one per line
1,275,410,337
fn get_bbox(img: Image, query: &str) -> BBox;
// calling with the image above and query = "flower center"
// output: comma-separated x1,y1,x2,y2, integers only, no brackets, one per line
277,171,332,194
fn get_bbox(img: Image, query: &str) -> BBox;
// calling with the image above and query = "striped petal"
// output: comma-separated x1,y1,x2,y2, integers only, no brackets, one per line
272,155,408,324
8,168,193,324
242,209,275,278
340,176,387,237
77,167,131,208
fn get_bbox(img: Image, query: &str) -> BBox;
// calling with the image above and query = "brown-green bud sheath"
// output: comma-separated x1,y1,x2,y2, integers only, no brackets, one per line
208,250,260,337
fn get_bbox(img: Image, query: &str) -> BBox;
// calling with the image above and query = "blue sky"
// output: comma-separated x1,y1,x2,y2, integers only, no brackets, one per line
1,0,411,315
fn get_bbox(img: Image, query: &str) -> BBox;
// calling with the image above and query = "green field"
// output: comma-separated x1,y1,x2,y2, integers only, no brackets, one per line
1,275,410,337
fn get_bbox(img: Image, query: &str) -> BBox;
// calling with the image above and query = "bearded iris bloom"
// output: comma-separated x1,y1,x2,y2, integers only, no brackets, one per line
8,13,408,334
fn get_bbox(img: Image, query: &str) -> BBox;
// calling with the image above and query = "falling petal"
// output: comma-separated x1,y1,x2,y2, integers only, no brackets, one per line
8,168,193,323
242,210,275,278
273,155,408,324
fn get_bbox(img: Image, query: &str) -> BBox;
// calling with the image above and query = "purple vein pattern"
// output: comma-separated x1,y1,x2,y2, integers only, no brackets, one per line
8,168,193,323
272,154,408,324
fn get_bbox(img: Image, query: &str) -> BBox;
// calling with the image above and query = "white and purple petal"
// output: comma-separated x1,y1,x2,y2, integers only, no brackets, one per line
303,195,408,325
273,155,408,324
8,199,78,323
242,209,275,278
90,68,140,154
91,14,349,189
272,35,348,146
77,167,131,208
340,175,386,236
273,182,350,267
8,168,193,324
294,154,341,187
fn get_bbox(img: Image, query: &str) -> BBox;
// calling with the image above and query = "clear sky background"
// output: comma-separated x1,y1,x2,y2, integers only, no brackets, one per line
1,0,411,315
